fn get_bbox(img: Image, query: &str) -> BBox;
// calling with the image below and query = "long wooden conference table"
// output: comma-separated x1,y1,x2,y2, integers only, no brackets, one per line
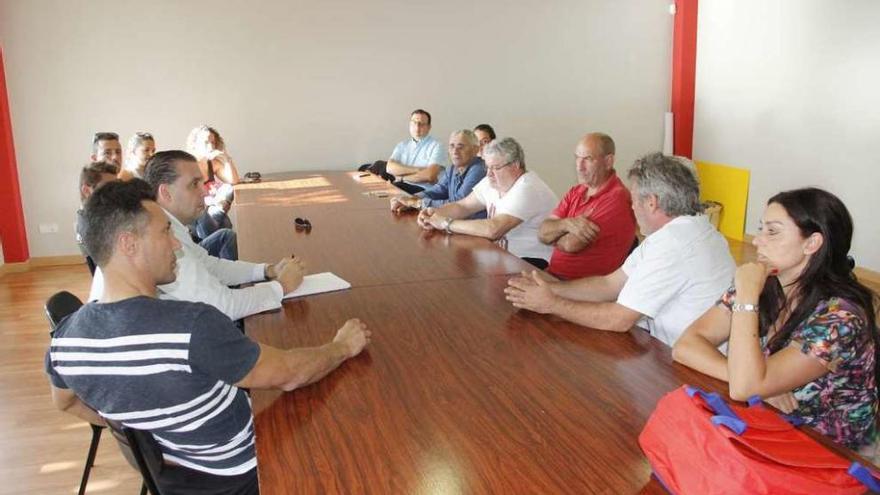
232,171,869,494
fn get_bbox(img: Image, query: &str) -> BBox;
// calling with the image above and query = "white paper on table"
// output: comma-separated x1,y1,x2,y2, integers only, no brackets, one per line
283,272,351,299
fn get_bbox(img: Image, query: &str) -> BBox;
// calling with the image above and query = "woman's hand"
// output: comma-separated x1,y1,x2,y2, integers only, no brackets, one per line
734,262,773,304
765,392,798,414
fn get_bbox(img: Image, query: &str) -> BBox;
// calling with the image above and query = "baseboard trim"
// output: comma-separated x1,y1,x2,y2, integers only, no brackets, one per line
29,255,84,267
0,255,84,277
0,261,30,276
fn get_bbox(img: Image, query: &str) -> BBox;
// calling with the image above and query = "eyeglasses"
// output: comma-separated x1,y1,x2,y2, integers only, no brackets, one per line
486,162,514,172
448,143,474,151
410,120,430,127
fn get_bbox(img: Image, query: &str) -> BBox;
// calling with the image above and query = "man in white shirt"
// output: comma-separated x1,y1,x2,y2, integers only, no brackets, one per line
417,137,558,268
90,150,304,320
505,152,734,346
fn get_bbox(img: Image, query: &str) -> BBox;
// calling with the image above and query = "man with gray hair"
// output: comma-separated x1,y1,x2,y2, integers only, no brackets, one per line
505,152,734,346
390,129,487,219
417,137,558,268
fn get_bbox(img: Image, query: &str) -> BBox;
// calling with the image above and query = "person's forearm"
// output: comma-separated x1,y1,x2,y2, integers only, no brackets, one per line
672,336,730,381
435,203,475,221
538,218,568,244
448,218,510,241
727,311,767,400
551,277,618,302
406,165,440,183
279,342,350,391
550,299,632,332
386,160,419,177
215,156,240,184
556,233,590,253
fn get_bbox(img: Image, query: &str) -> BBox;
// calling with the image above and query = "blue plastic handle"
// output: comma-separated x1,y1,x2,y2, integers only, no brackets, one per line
710,414,747,435
686,385,747,436
781,414,806,426
686,386,741,420
848,462,880,492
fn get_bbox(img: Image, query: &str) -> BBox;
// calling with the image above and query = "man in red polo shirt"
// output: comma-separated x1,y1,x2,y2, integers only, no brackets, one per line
538,133,636,279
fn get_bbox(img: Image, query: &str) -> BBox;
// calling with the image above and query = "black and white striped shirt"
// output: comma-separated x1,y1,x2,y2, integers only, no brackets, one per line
45,296,261,476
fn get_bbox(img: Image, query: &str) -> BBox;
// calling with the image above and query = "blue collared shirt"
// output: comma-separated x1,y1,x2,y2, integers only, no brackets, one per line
389,134,447,167
390,135,447,189
418,157,487,219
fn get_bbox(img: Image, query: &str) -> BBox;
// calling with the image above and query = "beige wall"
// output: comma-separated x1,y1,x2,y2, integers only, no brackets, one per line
0,0,673,258
694,0,880,270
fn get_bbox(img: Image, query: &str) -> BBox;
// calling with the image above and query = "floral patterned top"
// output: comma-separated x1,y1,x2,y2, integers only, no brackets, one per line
719,287,878,449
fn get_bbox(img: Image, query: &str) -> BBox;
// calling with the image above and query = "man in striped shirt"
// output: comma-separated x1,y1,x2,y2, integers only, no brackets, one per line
46,180,371,494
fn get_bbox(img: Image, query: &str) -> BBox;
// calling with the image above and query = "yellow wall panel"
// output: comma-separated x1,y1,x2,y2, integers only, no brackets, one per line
695,161,750,241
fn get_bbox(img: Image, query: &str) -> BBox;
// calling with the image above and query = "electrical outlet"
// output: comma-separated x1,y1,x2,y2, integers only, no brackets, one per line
39,223,59,234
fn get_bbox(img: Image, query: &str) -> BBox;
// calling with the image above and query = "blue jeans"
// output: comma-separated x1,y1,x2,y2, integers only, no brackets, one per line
195,206,233,240
199,228,238,261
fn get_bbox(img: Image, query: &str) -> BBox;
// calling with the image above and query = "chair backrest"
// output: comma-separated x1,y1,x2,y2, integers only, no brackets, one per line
629,236,640,255
85,255,97,276
44,291,84,334
105,419,164,495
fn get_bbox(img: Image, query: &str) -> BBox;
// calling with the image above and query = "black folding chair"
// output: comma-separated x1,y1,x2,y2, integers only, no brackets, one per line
45,291,106,495
85,255,97,276
45,291,152,494
105,419,163,495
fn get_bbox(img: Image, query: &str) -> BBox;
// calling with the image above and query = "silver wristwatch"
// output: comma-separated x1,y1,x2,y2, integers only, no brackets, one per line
731,303,759,313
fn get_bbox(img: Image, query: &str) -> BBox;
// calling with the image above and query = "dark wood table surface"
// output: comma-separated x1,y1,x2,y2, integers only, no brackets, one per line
234,171,870,494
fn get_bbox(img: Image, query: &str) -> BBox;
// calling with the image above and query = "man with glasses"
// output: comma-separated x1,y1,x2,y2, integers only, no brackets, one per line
390,129,486,219
505,153,734,346
538,133,637,280
417,137,557,268
91,132,123,169
385,109,447,194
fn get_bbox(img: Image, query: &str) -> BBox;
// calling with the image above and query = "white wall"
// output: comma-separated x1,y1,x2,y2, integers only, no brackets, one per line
0,0,673,258
694,0,880,270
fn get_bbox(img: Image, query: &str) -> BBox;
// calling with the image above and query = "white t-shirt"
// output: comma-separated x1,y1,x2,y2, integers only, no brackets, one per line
617,215,735,346
471,171,558,261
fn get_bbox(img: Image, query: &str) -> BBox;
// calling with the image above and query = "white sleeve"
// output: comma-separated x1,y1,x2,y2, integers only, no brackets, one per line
191,241,265,286
159,275,284,321
616,244,686,318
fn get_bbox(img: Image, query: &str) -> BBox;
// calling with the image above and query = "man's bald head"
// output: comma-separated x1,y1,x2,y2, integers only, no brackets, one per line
574,132,616,187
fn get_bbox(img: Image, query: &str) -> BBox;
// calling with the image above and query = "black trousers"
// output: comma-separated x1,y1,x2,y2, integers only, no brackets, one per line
158,464,259,495
522,257,549,270
392,181,425,195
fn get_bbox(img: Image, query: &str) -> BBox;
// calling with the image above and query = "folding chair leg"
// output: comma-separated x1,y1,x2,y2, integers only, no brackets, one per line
77,424,104,495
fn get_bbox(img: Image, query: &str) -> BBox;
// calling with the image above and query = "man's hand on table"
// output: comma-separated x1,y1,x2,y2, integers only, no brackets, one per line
505,270,561,314
266,256,306,294
333,318,371,358
417,207,443,231
390,195,421,213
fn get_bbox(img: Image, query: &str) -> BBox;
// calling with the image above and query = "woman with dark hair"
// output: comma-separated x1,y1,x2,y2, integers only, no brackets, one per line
473,124,496,157
672,187,878,453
